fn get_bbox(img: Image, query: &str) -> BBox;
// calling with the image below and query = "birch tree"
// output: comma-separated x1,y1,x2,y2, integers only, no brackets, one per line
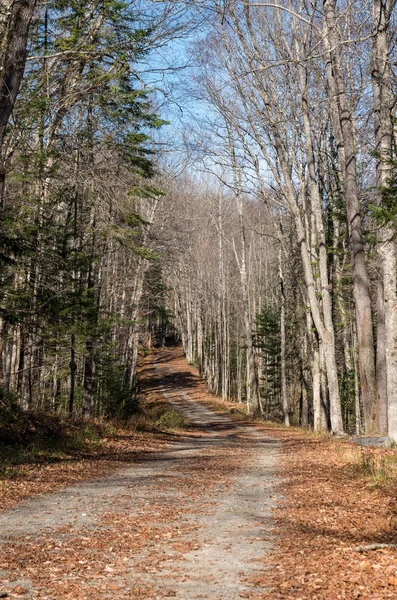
371,0,397,439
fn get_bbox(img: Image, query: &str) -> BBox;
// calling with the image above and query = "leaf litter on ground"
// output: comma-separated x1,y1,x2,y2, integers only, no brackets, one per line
1,349,397,599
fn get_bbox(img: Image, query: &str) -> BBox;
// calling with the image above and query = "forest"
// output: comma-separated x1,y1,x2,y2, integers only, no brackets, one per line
1,0,397,442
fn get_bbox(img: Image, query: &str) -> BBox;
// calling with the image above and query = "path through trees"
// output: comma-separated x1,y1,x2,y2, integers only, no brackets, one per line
0,349,280,599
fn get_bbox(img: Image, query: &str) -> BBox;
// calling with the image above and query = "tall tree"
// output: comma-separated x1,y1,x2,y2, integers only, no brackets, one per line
0,0,36,150
323,0,377,432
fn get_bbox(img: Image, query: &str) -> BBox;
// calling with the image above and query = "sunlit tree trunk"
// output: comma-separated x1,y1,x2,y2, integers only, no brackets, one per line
323,0,376,431
371,0,397,439
232,174,261,417
279,248,289,426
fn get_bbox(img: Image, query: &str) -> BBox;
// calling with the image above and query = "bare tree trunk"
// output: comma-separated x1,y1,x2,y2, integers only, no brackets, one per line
376,279,388,432
312,345,322,432
124,196,161,387
82,200,97,418
236,327,243,404
69,333,76,417
300,369,309,427
236,197,261,417
352,324,363,435
83,334,94,418
323,0,377,431
228,133,261,416
298,58,341,429
218,195,228,401
197,309,204,373
319,344,330,430
301,317,310,428
279,248,289,426
0,0,36,152
371,0,397,439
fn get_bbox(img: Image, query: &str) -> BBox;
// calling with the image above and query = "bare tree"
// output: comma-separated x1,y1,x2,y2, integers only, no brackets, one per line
371,0,397,439
322,0,377,432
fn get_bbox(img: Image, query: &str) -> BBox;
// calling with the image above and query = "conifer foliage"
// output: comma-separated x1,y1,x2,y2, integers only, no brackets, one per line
0,0,166,417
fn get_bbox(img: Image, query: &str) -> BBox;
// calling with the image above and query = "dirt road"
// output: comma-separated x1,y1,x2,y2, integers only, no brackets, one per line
0,350,280,599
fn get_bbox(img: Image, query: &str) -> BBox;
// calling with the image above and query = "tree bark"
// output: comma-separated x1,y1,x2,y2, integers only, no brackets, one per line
376,278,388,432
235,187,261,417
0,0,36,151
371,0,397,439
279,248,289,426
323,0,377,431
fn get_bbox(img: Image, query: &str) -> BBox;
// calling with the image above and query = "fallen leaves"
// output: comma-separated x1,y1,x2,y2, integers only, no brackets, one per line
0,349,264,599
2,349,397,599
0,430,174,513
257,429,397,599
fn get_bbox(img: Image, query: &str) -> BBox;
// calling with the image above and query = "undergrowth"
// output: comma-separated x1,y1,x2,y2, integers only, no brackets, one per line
354,448,397,490
130,401,191,433
197,396,248,418
0,408,113,477
0,395,191,477
330,438,397,493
